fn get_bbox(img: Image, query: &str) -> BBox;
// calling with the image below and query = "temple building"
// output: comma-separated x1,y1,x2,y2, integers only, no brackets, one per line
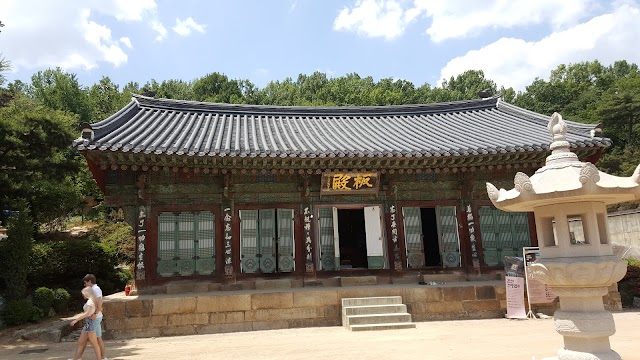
73,95,608,291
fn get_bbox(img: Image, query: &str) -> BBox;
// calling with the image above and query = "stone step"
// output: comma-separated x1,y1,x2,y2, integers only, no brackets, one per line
340,276,377,287
342,304,408,316
342,296,402,307
346,313,413,325
349,322,417,331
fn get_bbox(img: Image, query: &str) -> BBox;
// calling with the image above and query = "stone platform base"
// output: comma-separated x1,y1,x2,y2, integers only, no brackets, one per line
107,279,622,340
104,281,508,339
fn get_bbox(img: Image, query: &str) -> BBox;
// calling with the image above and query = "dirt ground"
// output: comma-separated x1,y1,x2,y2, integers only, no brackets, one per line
1,311,639,360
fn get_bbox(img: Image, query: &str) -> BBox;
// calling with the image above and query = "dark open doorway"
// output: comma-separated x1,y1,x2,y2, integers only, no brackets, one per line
337,209,368,268
420,208,442,266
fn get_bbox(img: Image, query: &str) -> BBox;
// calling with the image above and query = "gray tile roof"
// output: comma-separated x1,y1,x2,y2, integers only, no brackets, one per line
73,95,609,158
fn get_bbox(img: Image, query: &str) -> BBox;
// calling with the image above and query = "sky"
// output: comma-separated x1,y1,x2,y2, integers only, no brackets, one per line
1,0,640,92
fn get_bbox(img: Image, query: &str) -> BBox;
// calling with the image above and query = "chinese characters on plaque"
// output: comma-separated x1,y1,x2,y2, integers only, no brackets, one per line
466,204,480,270
321,172,379,195
303,207,314,273
135,206,147,281
223,208,233,276
389,205,402,271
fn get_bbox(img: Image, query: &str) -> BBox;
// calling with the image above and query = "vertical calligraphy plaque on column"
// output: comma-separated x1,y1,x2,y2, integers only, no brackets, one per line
223,207,233,276
466,204,480,271
303,206,314,273
389,204,402,271
135,205,147,281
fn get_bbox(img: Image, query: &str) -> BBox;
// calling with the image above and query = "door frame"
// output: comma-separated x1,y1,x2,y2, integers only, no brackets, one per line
395,200,465,269
147,204,223,283
234,203,301,277
314,203,388,271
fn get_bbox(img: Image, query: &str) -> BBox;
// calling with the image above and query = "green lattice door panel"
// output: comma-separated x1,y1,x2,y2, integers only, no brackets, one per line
240,208,294,274
478,206,499,266
511,213,531,250
259,209,277,273
177,213,196,276
157,211,216,277
277,209,295,272
402,207,425,268
318,208,338,271
437,206,461,268
196,212,215,275
240,210,259,273
157,212,177,277
478,206,532,266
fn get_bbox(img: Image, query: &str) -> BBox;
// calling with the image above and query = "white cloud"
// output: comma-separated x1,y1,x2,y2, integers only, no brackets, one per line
333,0,593,42
86,0,157,21
0,0,175,72
151,20,168,42
415,0,591,43
119,37,133,49
172,17,206,36
334,0,414,40
438,2,640,91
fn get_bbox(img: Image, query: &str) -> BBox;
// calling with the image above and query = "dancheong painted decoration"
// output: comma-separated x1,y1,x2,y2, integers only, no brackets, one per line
72,95,608,289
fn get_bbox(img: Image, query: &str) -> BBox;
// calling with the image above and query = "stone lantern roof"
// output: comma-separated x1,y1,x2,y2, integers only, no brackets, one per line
486,112,640,212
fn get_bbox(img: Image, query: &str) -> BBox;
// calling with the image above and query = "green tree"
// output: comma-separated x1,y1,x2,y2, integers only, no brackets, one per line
259,77,300,106
156,79,193,100
0,203,33,301
0,96,82,224
442,70,497,100
192,72,243,103
29,68,91,124
596,74,640,147
88,76,126,121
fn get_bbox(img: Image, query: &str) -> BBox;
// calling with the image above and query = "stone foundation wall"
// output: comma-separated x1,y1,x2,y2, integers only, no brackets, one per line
103,282,622,339
103,284,507,339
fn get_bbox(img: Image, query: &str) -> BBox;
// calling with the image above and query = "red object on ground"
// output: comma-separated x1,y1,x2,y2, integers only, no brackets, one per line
125,284,131,296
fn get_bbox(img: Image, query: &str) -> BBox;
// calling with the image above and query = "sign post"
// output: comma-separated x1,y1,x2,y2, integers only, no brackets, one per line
523,247,539,319
523,246,557,319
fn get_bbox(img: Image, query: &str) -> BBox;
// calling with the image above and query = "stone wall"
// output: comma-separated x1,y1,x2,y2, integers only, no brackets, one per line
607,210,640,259
102,284,507,339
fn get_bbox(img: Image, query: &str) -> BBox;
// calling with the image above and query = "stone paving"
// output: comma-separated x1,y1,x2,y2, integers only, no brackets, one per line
1,310,638,360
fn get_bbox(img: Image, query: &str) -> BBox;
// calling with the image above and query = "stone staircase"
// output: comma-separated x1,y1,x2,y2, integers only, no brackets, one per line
341,296,416,331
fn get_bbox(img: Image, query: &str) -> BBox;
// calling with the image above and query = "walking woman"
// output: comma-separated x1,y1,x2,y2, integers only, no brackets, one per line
68,286,102,360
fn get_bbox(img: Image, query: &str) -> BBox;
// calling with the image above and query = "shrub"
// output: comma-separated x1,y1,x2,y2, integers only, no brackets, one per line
53,288,70,313
29,238,115,290
116,268,134,286
33,287,55,313
0,204,34,301
28,237,128,297
88,221,135,265
4,300,42,326
619,259,640,307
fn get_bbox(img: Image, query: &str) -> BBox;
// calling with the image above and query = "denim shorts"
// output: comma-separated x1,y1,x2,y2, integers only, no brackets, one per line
94,316,103,337
82,318,95,332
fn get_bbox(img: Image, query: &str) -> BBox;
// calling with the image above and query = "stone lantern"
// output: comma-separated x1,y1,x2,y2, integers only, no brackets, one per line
486,113,635,360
